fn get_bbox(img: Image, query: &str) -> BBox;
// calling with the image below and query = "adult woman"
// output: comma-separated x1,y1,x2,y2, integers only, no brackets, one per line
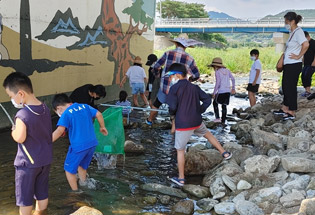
70,84,106,109
274,12,309,120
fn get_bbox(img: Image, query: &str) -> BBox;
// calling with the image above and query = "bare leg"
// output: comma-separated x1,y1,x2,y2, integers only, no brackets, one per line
287,110,296,116
19,206,32,215
133,94,139,107
282,105,289,113
305,86,311,93
177,149,185,181
204,131,225,155
248,92,256,107
65,171,78,191
148,106,158,122
171,120,175,134
140,93,149,106
34,199,48,215
77,166,87,183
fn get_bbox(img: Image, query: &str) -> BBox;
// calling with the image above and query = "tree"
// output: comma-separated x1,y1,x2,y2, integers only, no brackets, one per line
157,0,208,19
101,0,154,84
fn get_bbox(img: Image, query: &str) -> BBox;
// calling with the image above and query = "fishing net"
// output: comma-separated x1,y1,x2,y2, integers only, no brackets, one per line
94,107,125,155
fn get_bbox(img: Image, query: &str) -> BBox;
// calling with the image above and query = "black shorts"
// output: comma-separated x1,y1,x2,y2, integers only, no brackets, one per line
153,98,162,108
247,83,259,93
215,93,230,105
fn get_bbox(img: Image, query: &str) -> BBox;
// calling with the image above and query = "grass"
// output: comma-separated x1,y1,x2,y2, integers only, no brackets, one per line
154,47,282,74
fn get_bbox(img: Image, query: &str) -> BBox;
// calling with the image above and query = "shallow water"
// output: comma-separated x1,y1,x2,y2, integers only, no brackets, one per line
0,81,253,215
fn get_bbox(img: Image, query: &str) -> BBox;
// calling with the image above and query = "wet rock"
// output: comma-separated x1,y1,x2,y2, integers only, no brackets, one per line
258,187,283,203
184,149,223,175
124,140,145,154
182,184,210,198
281,157,315,173
171,200,194,215
205,121,218,129
280,190,305,208
235,93,248,99
282,175,310,193
299,197,315,214
143,196,157,205
222,174,236,192
250,128,284,154
70,206,103,215
159,195,171,205
141,138,153,144
152,121,172,130
235,200,264,215
196,198,218,212
237,180,252,190
244,155,280,175
141,183,187,198
209,174,226,200
214,202,236,214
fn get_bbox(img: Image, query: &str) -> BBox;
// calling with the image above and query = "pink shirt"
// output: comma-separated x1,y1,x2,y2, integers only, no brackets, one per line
213,68,235,95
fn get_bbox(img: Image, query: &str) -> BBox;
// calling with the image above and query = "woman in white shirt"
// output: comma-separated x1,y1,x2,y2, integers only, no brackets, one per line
274,12,309,120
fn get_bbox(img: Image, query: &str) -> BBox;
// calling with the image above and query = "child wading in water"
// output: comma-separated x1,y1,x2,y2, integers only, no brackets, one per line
116,90,132,117
166,63,232,186
210,58,236,124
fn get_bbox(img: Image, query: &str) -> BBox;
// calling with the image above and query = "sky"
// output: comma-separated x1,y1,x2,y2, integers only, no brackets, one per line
174,0,315,19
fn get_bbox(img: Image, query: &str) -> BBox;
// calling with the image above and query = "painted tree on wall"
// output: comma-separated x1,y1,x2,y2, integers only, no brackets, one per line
101,0,154,84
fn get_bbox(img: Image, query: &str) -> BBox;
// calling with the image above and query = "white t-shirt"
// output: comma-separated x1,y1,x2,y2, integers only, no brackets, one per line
284,27,307,65
126,65,147,84
249,59,262,84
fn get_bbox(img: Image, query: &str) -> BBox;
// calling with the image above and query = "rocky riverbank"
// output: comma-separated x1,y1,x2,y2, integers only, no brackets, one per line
127,92,315,215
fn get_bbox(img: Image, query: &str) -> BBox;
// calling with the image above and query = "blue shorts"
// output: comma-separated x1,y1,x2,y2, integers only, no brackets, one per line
15,165,51,206
64,146,96,174
131,83,145,95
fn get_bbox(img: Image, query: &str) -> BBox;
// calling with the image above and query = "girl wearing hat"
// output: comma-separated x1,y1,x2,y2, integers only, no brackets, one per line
120,56,149,107
210,58,236,124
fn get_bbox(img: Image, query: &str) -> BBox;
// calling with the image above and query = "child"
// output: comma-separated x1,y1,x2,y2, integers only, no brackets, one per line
116,90,132,116
52,94,108,192
120,56,149,107
247,49,262,107
3,72,53,215
145,54,159,107
210,57,236,124
166,63,232,186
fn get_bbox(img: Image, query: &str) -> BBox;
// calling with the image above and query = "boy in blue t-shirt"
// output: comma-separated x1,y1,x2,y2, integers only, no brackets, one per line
52,93,108,191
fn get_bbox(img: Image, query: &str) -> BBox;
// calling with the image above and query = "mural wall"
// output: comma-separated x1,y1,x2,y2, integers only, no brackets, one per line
0,0,156,102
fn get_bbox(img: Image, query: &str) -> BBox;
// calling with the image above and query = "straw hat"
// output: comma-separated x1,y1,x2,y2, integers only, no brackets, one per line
208,57,225,68
134,56,143,64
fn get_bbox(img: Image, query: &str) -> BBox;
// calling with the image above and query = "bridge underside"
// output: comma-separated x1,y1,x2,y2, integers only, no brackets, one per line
156,27,315,34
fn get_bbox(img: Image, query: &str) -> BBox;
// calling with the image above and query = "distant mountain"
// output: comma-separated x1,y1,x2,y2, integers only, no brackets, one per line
262,9,315,20
208,11,236,20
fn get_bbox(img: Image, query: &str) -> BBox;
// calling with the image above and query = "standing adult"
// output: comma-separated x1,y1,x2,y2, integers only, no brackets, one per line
301,31,315,99
70,84,106,109
145,37,203,125
274,12,309,120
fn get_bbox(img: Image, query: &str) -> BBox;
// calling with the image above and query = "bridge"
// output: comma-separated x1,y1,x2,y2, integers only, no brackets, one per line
155,18,315,33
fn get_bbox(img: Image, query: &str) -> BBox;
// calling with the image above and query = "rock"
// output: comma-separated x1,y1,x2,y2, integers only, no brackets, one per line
296,108,311,120
235,123,252,143
244,155,280,175
152,121,172,130
233,192,247,203
205,121,218,129
299,197,315,214
264,113,276,126
189,144,207,151
159,195,171,205
141,183,187,198
267,149,281,157
235,200,264,215
182,184,210,198
250,118,265,127
184,149,223,175
237,180,252,190
306,178,315,190
287,137,310,152
171,200,194,215
143,196,157,204
70,206,103,215
196,198,219,212
280,190,305,208
222,174,237,192
214,202,236,214
271,123,288,134
258,187,283,204
124,140,145,154
209,174,226,200
229,147,254,166
306,190,315,198
281,157,315,173
282,175,310,193
141,139,153,144
250,128,284,154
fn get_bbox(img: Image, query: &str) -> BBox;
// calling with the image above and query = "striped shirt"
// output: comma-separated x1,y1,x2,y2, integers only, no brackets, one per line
153,47,200,94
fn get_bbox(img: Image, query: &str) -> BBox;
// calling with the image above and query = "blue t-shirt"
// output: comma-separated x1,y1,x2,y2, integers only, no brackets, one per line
57,103,98,152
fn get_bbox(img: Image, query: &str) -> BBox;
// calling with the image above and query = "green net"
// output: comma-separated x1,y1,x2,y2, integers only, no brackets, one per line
94,107,125,154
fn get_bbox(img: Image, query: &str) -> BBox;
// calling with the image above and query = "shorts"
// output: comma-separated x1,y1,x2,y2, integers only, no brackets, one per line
64,146,96,174
131,83,145,95
247,83,260,93
153,97,163,108
15,164,51,206
175,122,209,150
215,93,230,105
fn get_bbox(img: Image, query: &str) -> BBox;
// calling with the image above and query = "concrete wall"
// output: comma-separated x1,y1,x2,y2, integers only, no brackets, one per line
0,0,156,129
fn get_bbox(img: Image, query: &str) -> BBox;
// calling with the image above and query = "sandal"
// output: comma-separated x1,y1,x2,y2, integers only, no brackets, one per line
170,177,185,186
222,151,232,160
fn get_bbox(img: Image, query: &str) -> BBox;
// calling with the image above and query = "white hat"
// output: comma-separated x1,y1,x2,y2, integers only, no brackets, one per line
170,37,204,48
